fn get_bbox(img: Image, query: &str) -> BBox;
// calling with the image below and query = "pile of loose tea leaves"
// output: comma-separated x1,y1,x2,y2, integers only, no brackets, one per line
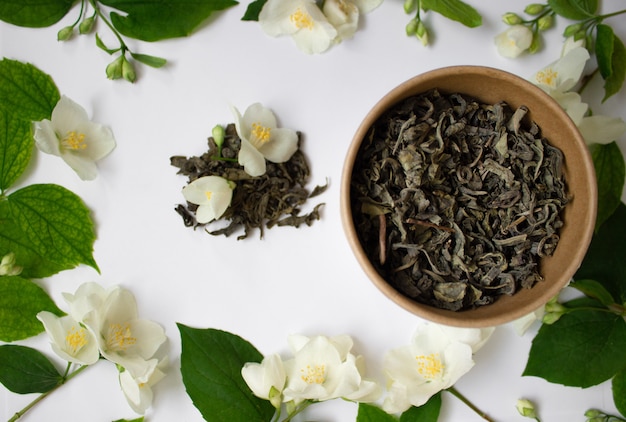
351,89,568,311
171,123,327,240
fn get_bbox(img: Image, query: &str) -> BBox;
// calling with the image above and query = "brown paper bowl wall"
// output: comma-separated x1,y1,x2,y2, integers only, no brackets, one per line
340,66,597,328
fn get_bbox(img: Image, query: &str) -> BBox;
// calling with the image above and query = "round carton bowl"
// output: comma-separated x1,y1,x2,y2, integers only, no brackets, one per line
340,66,597,327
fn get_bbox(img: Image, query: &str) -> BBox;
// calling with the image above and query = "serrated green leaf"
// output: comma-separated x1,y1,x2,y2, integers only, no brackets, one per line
576,202,626,303
421,0,482,28
98,0,239,42
0,59,60,122
0,201,66,279
0,109,33,192
400,392,442,422
603,34,626,102
548,0,596,20
0,345,62,393
596,24,614,79
523,310,626,387
590,142,625,231
0,276,64,341
357,403,398,422
242,0,267,21
570,279,617,307
130,52,167,68
0,0,74,28
613,368,626,417
7,184,99,273
178,324,275,422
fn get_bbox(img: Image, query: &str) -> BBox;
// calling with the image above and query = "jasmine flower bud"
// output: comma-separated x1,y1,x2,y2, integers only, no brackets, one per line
212,124,225,148
537,14,553,31
0,252,21,276
542,311,563,325
403,0,417,14
405,18,419,36
79,17,95,34
502,12,523,26
524,4,546,15
57,25,74,41
122,57,136,83
106,56,124,80
516,398,538,419
416,21,428,46
544,297,566,314
563,22,584,37
528,33,541,54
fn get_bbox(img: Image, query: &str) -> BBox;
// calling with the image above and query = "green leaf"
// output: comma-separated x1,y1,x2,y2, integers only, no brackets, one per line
178,324,275,422
596,24,614,79
357,403,398,422
548,0,597,19
590,142,625,231
421,0,482,28
523,310,626,387
7,184,99,273
95,33,120,54
0,345,62,393
0,110,33,192
0,0,74,28
400,392,442,422
613,368,626,417
0,276,64,341
603,33,626,102
98,0,239,42
242,0,267,21
0,200,66,279
0,59,60,122
130,52,167,68
576,202,626,303
112,418,144,422
570,279,618,307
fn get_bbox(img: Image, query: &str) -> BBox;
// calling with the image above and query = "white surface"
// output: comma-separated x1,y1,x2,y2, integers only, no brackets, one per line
1,1,625,421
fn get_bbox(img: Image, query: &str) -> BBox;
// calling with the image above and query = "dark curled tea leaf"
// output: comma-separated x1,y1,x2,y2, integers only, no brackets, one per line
351,89,568,311
171,124,327,239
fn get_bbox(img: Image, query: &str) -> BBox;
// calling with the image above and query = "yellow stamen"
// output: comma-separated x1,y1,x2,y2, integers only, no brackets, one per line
416,353,444,380
65,326,88,354
205,191,212,201
301,364,326,384
62,131,87,150
535,68,558,88
251,122,271,146
107,322,136,351
290,7,314,30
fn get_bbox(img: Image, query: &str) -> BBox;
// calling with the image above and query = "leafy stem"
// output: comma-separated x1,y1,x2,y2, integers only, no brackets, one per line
446,386,494,421
88,0,128,54
8,362,92,422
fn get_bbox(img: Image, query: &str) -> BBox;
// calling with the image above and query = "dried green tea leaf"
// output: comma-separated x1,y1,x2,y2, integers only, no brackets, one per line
171,124,327,239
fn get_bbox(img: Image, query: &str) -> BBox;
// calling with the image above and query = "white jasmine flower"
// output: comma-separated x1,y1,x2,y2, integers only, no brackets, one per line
182,175,235,223
437,325,495,353
241,353,286,408
577,115,626,145
259,0,338,54
531,46,590,93
83,285,167,381
511,306,546,335
232,103,298,177
119,358,167,414
561,36,586,56
62,281,108,322
36,311,100,365
323,0,360,40
282,334,380,403
495,25,533,58
382,323,475,413
32,95,116,180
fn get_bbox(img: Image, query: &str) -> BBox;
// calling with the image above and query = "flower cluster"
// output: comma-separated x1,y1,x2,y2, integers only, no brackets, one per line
181,103,299,223
495,4,554,58
37,282,167,414
33,96,116,181
529,40,626,145
241,334,381,418
258,0,382,54
382,323,494,413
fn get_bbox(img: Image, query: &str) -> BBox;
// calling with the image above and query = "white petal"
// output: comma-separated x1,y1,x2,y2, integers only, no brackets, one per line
37,311,99,365
259,0,309,36
382,381,412,414
323,0,359,40
32,120,61,156
350,0,383,13
241,353,286,401
437,325,495,353
242,103,278,132
238,138,267,177
182,175,233,206
511,306,545,335
578,115,626,144
51,96,90,135
62,282,107,322
61,153,99,181
495,25,533,58
550,91,588,125
74,121,116,161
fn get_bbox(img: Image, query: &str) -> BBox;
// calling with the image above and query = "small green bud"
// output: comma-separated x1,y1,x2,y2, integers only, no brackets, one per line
0,252,22,276
544,299,566,314
106,56,124,80
563,22,584,37
502,12,523,25
528,33,541,54
584,409,603,418
79,16,95,34
537,14,554,31
57,25,74,41
416,21,428,46
405,18,419,36
524,3,546,15
212,125,226,148
122,57,136,83
542,311,562,325
516,399,538,419
403,0,417,14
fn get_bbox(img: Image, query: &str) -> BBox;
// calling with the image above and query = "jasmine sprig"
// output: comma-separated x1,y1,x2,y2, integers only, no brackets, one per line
502,4,555,53
585,409,626,422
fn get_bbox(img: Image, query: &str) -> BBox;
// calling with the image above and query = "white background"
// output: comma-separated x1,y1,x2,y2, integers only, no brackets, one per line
1,1,625,421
